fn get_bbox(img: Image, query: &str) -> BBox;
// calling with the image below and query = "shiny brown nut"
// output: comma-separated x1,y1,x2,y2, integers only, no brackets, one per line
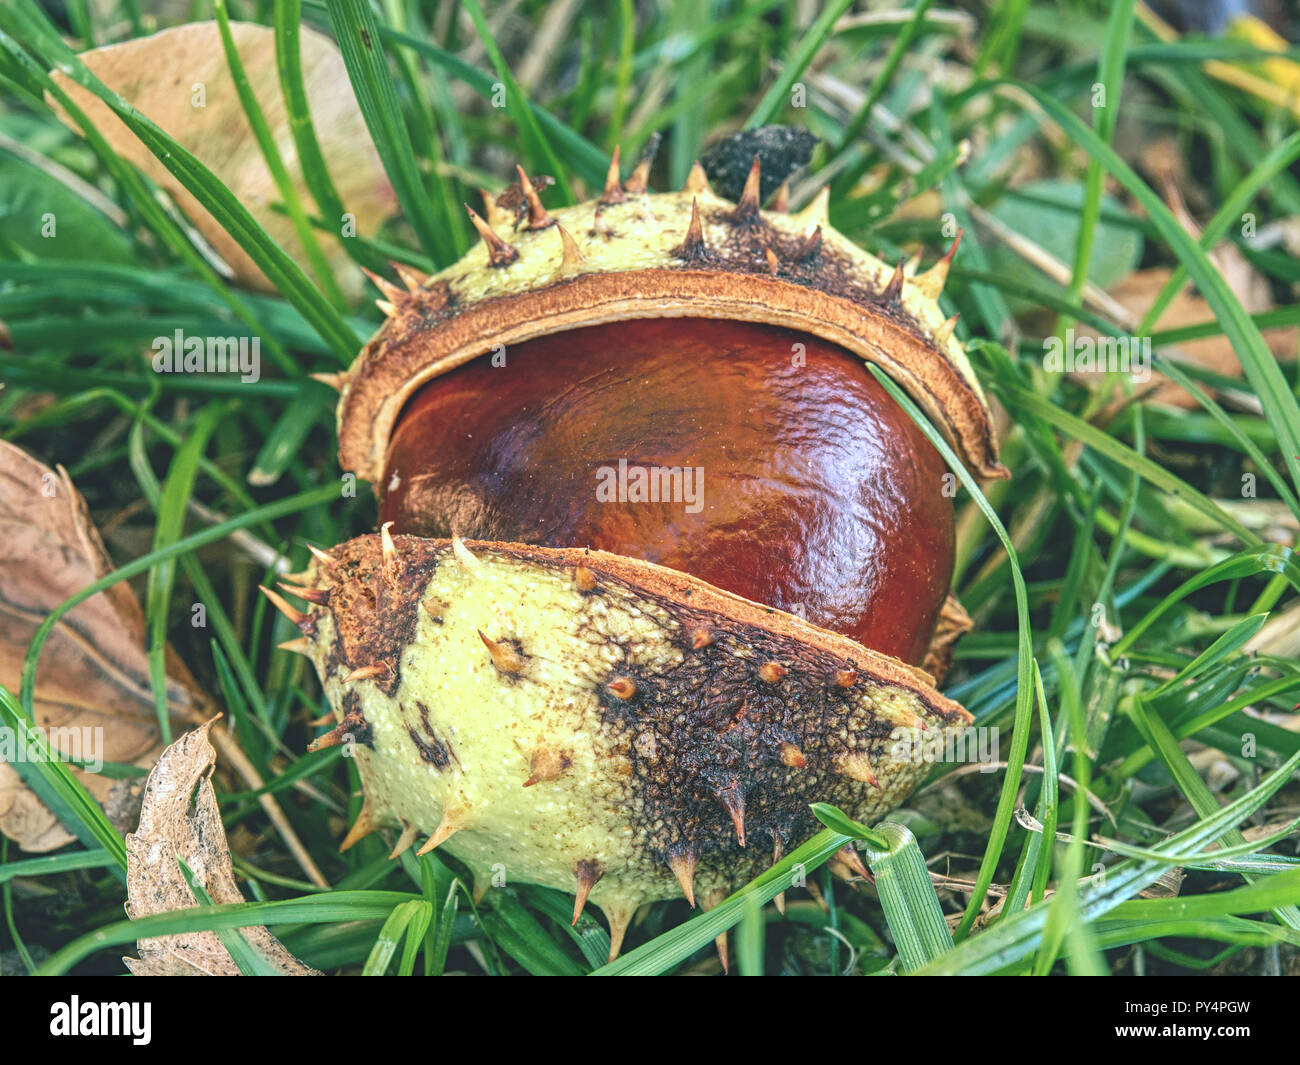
380,317,954,666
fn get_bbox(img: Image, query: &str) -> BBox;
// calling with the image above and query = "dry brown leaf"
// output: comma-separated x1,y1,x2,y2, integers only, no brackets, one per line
1111,173,1298,407
0,773,76,853
50,21,395,296
1104,266,1297,407
0,439,207,852
1078,170,1297,406
0,440,328,888
124,719,318,976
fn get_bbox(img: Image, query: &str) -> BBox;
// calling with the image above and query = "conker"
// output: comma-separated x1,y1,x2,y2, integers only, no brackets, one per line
379,317,954,665
281,154,1006,952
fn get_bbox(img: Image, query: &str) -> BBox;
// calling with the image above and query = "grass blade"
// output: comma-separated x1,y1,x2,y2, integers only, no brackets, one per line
745,0,856,129
0,683,127,871
866,364,1037,940
323,0,455,264
460,0,573,202
863,821,954,972
1013,81,1300,496
214,0,345,307
0,0,359,365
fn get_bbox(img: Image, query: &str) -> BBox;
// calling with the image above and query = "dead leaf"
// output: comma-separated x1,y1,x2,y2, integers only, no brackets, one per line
0,773,77,852
50,21,395,296
0,439,205,851
1104,266,1297,408
0,440,328,887
1083,173,1297,406
1245,595,1300,661
124,719,318,975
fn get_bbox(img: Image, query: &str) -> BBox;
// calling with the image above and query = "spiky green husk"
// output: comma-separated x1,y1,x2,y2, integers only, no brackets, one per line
270,532,973,959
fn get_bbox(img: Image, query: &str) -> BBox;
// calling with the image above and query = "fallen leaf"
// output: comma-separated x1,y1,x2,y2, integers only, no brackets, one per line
0,772,77,853
0,439,204,851
1085,174,1296,407
124,719,318,976
0,440,328,887
50,21,395,296
1103,266,1296,407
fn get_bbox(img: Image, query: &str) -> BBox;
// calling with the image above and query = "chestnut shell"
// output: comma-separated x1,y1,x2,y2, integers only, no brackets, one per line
282,532,973,955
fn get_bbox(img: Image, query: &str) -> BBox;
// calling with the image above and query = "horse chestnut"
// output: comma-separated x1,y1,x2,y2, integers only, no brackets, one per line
274,155,1006,959
379,317,954,666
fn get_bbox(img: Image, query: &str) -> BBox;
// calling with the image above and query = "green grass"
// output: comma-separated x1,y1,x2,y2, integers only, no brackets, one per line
2,0,1299,976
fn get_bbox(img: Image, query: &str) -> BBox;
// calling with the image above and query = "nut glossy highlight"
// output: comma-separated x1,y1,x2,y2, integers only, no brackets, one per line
380,317,954,665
